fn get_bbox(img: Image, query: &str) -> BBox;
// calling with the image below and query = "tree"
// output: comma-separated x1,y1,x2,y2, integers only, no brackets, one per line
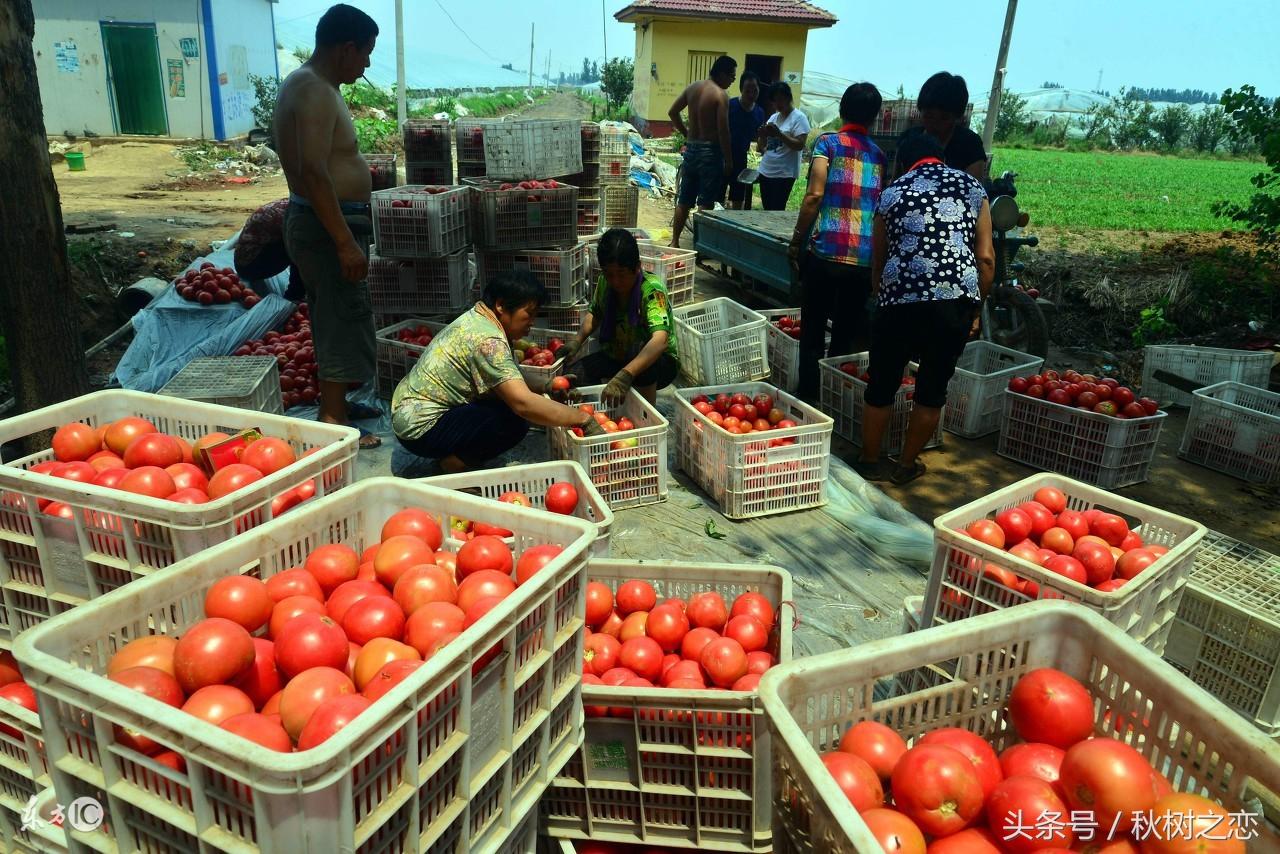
1189,105,1229,153
591,61,600,82
581,57,592,84
1212,85,1280,249
601,57,634,115
1151,104,1191,150
0,1,88,418
1107,90,1157,149
993,89,1030,142
249,73,279,131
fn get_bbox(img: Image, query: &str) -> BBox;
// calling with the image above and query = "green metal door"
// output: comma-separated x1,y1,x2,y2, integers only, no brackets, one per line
101,23,168,135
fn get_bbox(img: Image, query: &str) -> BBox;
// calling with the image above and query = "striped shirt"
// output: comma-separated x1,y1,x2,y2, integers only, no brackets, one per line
807,128,885,267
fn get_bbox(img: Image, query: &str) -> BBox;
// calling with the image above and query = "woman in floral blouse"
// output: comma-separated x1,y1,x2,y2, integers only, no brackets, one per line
858,132,996,484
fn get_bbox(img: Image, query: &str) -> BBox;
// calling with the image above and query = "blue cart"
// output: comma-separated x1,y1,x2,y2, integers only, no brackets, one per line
692,209,800,305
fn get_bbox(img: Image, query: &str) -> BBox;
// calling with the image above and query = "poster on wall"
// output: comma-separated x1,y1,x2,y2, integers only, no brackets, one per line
180,37,199,58
784,71,801,85
168,59,186,98
54,40,79,73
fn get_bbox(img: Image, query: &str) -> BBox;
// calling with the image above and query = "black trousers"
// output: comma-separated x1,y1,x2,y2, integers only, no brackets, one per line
797,253,872,400
396,399,529,466
578,351,680,390
758,176,795,211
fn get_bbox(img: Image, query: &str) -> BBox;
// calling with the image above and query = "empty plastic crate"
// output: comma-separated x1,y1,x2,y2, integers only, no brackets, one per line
483,119,583,180
758,601,1280,854
1179,380,1280,484
159,356,282,415
477,244,590,306
925,473,1206,651
941,341,1045,438
539,302,590,333
1141,344,1274,408
602,184,638,228
374,318,448,398
998,389,1165,488
673,299,770,386
542,560,792,852
13,478,594,854
586,239,694,307
367,247,472,315
673,383,833,519
818,353,943,454
371,185,470,258
469,181,579,251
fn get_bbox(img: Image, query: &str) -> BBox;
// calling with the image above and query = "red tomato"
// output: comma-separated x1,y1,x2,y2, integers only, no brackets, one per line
822,750,884,811
860,808,926,854
107,666,183,753
173,618,256,694
456,570,515,613
88,451,126,472
0,682,37,736
182,685,255,726
723,615,769,653
304,544,360,595
1041,527,1075,555
297,693,371,750
616,580,657,615
404,602,466,658
544,482,579,515
1058,739,1159,834
0,651,20,686
585,582,614,627
1055,510,1090,541
455,536,513,580
326,580,391,625
240,438,297,476
1044,555,1088,586
274,613,350,678
265,568,324,603
380,508,443,550
363,659,424,702
1089,513,1130,547
352,639,419,691
1116,548,1158,580
1034,487,1067,514
169,487,210,504
687,591,729,632
600,667,636,686
986,775,1073,852
108,636,177,676
998,743,1065,790
580,674,608,717
965,519,1006,549
203,576,273,633
341,596,406,645
1008,668,1095,749
995,508,1034,544
104,416,158,455
278,666,355,740
392,565,457,615
269,595,326,639
372,535,434,588
165,463,209,493
890,745,984,837
119,466,178,499
1019,501,1057,538
619,611,649,642
207,464,263,500
51,422,100,461
731,673,761,691
231,638,282,709
52,461,96,483
917,728,1003,802
699,637,747,687
584,633,622,676
1071,540,1116,586
924,827,1001,853
746,650,774,674
515,544,562,585
619,637,664,681
661,659,705,687
681,627,720,662
646,604,690,653
730,592,775,628
839,720,908,782
123,433,184,469
1140,793,1246,853
219,712,292,751
598,611,623,638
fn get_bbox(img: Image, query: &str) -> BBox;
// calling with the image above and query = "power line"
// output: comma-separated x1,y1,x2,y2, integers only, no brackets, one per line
431,0,505,63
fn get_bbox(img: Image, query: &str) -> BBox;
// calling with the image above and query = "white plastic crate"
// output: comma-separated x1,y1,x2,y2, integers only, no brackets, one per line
455,118,492,164
758,601,1280,854
0,391,357,629
940,341,1045,438
539,302,590,334
758,309,834,394
483,119,583,181
599,153,629,183
370,185,471,258
1141,344,1274,408
469,181,580,251
0,689,49,819
546,386,668,510
925,473,1206,652
424,461,614,557
818,353,943,455
599,126,630,158
869,98,974,137
602,184,638,229
575,198,602,237
1179,380,1280,484
374,318,449,399
1165,530,1280,736
673,299,770,386
367,246,472,316
586,239,695,307
477,243,591,306
13,478,593,854
542,560,793,852
406,161,454,186
514,327,599,390
402,118,451,163
159,355,283,415
673,383,833,520
901,595,923,634
364,152,398,191
997,389,1166,488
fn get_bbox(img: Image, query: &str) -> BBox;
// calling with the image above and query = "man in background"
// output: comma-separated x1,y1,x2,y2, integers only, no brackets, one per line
667,55,737,248
274,4,381,448
724,71,765,210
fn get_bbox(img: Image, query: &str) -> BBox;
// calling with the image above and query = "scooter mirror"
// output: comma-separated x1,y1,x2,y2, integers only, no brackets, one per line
990,195,1020,232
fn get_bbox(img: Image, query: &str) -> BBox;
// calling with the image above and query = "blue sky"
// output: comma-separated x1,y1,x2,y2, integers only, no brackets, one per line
273,0,1280,96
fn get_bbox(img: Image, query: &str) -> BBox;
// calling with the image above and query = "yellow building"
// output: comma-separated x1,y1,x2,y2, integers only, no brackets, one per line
615,0,837,137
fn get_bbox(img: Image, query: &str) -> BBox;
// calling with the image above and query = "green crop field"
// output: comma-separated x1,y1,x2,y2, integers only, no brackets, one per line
784,147,1260,233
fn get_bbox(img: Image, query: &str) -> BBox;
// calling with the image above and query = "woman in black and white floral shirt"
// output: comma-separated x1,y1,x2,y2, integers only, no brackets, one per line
857,132,996,484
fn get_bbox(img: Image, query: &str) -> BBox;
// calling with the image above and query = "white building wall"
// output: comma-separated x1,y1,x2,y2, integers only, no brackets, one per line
208,0,279,138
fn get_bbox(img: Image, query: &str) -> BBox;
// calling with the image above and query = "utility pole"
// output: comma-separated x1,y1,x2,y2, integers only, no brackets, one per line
602,0,608,62
395,0,406,126
981,0,1018,151
528,23,534,90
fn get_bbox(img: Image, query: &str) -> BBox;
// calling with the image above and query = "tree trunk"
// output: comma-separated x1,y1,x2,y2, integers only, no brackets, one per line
0,0,89,421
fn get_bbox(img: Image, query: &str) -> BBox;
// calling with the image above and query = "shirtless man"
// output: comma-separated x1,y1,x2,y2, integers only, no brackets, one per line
668,55,736,248
275,4,381,448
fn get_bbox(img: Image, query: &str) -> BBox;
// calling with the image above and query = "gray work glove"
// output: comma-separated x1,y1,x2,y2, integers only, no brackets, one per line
601,369,634,407
580,415,608,438
557,339,584,365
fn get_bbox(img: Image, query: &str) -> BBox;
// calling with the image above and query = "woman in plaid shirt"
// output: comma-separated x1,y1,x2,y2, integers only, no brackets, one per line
787,83,887,401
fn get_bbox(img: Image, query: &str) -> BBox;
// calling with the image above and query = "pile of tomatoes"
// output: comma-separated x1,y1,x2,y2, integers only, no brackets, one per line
101,508,568,755
0,651,37,731
448,484,581,541
513,336,566,368
956,485,1170,596
233,307,319,410
1008,369,1158,420
773,315,802,340
34,417,318,513
387,186,455,208
394,324,436,349
570,404,640,450
689,390,799,440
581,580,780,704
823,667,1248,853
174,262,261,308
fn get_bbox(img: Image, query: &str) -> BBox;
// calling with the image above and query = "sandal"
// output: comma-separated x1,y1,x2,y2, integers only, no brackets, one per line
346,401,384,420
852,459,889,481
889,460,926,485
357,427,382,450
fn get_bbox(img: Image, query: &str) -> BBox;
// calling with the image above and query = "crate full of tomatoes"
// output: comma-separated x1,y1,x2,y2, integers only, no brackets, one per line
547,387,668,510
818,353,944,455
758,602,1280,853
370,184,471,258
0,653,46,811
11,478,595,854
673,383,833,520
0,391,357,626
925,473,1205,653
374,318,448,399
467,178,579,251
999,367,1166,489
540,560,792,852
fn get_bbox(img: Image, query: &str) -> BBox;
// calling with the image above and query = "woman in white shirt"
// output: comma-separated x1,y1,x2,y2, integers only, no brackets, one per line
756,82,811,210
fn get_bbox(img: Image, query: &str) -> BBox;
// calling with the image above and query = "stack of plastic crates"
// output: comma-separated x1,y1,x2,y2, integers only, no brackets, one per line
369,184,473,320
365,152,398,191
455,117,491,181
402,119,452,184
477,243,591,349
